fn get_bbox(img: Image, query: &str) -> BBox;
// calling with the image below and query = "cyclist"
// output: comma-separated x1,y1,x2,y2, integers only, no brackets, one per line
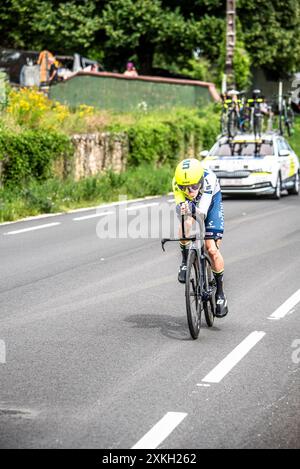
173,158,228,318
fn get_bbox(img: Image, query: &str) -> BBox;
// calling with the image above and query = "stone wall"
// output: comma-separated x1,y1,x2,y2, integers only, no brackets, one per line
69,132,128,180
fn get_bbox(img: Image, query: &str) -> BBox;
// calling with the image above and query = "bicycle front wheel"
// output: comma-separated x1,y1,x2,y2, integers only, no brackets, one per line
285,119,292,137
279,113,284,135
288,108,295,126
253,113,262,137
220,111,228,136
227,109,238,138
185,249,202,339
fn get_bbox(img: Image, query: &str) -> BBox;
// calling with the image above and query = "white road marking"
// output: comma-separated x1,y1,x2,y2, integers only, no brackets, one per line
126,202,159,211
201,331,266,384
73,203,159,220
131,412,187,449
268,289,300,320
3,222,61,235
73,211,114,221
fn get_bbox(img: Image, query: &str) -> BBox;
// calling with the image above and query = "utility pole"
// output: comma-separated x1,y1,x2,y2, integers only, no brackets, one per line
225,0,236,90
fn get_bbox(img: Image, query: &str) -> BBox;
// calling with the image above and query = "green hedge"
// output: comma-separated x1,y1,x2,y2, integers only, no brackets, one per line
109,107,219,167
0,130,73,187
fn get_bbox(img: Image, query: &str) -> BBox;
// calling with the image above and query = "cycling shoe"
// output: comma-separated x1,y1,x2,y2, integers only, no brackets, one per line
178,263,187,284
215,294,228,318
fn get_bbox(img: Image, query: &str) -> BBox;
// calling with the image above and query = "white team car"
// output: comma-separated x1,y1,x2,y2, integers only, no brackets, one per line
200,133,300,198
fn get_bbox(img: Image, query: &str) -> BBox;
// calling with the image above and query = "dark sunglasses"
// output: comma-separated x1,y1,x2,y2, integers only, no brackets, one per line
178,182,202,191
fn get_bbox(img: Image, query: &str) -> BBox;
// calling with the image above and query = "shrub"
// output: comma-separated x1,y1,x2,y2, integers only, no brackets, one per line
0,130,73,187
110,107,219,167
7,87,56,128
5,88,99,134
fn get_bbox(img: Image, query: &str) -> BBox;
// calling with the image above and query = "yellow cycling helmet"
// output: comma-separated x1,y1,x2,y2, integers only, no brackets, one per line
175,158,204,188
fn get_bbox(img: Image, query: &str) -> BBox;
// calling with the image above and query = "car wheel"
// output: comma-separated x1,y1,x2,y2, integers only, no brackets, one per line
288,171,299,195
272,174,281,199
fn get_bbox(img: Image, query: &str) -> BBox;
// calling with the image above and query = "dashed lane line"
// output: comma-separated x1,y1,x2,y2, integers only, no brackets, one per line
131,412,187,449
3,222,61,235
126,202,159,211
200,331,266,384
73,211,114,221
268,289,300,320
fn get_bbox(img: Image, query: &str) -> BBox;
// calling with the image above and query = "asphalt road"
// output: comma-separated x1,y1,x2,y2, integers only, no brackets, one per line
0,193,299,449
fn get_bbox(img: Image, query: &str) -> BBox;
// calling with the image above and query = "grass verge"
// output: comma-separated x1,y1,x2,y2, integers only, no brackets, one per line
0,164,174,223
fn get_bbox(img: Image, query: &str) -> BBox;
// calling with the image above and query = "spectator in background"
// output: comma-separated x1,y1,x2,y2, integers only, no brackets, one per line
124,61,138,77
83,63,99,73
91,64,99,73
48,56,59,84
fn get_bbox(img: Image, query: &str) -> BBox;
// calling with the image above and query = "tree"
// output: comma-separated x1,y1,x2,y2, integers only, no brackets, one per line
238,0,300,76
0,0,101,54
1,0,300,82
99,0,208,74
0,0,225,75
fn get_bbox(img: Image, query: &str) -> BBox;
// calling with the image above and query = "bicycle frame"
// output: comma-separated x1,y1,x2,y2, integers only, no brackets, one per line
190,239,212,303
161,216,211,303
161,235,211,303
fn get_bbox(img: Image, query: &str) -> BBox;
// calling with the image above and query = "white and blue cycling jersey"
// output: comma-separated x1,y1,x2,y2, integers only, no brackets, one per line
172,168,224,239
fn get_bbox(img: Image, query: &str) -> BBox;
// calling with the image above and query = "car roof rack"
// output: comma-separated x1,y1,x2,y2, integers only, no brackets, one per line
219,137,272,145
218,135,273,157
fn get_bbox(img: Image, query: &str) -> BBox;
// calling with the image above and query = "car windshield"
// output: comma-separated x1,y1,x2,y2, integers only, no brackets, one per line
211,142,274,157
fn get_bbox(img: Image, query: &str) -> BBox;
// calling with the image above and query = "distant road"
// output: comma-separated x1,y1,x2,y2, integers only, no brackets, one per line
0,194,299,448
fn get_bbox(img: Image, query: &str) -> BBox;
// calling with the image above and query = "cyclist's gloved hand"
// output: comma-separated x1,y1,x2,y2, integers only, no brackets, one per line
177,202,189,215
176,201,196,216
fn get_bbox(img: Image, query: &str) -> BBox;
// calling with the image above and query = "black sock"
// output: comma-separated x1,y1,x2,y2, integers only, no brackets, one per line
180,243,189,264
213,270,225,297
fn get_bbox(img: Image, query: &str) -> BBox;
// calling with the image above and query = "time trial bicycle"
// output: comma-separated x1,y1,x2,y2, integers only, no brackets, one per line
161,215,216,339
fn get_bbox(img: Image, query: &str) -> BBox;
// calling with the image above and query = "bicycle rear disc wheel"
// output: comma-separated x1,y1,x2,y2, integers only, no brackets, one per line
203,256,216,327
185,249,201,339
